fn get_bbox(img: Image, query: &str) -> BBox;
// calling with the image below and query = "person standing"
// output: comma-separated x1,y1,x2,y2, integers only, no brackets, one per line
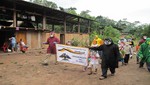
91,35,103,61
9,35,16,52
87,50,99,75
89,38,120,80
123,42,132,65
43,31,60,54
138,36,147,68
138,38,150,72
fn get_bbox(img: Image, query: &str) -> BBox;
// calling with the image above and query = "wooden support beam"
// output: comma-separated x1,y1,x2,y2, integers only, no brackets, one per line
88,20,90,33
78,18,80,33
13,1,16,27
64,16,66,33
42,14,46,30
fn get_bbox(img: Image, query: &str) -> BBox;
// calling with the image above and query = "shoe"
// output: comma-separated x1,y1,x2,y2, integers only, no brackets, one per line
99,76,106,80
139,66,144,68
111,73,115,76
88,72,92,75
93,72,97,74
95,69,97,72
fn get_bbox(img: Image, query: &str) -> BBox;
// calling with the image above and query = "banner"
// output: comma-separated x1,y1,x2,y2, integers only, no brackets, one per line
56,44,89,66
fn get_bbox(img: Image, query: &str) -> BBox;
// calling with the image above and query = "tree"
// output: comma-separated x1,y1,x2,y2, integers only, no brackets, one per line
64,7,77,15
103,26,121,43
80,10,91,19
142,24,150,37
95,16,116,29
30,0,58,9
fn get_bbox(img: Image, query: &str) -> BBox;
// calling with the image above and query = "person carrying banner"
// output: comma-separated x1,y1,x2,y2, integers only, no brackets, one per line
83,35,103,71
89,38,120,80
43,31,60,64
87,50,99,75
43,31,60,54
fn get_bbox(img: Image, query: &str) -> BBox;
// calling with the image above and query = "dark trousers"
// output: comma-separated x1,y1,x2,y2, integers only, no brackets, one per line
124,54,130,63
139,61,145,68
146,62,150,72
98,51,103,58
101,67,115,77
136,55,139,63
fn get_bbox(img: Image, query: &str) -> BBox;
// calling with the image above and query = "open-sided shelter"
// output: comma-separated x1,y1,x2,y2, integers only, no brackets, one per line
0,0,93,50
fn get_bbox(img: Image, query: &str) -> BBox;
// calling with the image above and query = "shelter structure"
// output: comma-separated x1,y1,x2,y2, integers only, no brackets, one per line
0,0,92,50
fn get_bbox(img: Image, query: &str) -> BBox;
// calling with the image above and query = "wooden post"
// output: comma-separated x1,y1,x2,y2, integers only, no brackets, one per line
78,18,80,33
52,24,54,31
13,1,16,27
64,16,66,33
88,20,90,33
42,14,46,30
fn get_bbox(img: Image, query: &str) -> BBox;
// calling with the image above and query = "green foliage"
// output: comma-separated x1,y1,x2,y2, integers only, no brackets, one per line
124,35,132,39
71,38,80,46
31,0,58,9
103,26,121,44
71,37,89,47
65,7,77,15
80,10,92,19
142,24,150,37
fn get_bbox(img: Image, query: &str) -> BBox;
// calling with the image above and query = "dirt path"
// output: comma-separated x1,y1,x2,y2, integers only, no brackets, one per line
0,50,150,85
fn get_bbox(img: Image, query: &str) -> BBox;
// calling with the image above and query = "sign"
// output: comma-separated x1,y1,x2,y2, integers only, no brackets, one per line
56,44,89,66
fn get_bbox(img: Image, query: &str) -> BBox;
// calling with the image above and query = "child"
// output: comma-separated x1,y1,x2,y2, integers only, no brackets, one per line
83,50,91,72
119,50,125,65
135,45,140,64
87,50,99,75
2,42,8,52
123,42,132,65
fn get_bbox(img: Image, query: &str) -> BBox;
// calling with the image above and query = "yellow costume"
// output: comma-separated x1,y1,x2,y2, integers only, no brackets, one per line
91,35,103,47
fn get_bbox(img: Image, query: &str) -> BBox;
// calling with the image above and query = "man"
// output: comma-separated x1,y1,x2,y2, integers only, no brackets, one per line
43,32,60,64
138,36,147,67
138,38,150,72
89,38,120,80
138,36,147,46
44,31,60,54
45,32,60,54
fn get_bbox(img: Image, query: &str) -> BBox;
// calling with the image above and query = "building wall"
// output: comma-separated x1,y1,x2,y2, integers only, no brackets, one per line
16,31,27,44
16,32,89,49
65,33,89,44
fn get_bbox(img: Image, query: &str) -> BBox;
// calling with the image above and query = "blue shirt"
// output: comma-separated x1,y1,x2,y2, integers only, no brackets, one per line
11,37,16,44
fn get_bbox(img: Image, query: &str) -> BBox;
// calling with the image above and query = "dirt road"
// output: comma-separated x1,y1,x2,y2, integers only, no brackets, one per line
0,50,150,85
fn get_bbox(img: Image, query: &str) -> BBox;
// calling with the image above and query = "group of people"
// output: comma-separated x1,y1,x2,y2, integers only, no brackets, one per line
38,31,150,80
83,35,150,80
1,35,27,53
118,38,134,65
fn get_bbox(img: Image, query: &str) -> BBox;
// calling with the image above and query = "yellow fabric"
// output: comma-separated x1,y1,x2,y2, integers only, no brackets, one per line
91,36,103,46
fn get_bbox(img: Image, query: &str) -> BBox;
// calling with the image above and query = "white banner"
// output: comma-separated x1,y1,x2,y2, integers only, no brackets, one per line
56,44,89,66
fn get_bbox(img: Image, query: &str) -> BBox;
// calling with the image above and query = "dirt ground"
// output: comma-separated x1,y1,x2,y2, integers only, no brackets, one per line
0,49,150,85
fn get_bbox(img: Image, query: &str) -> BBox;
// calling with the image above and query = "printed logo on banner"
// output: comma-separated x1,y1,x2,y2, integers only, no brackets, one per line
59,53,71,61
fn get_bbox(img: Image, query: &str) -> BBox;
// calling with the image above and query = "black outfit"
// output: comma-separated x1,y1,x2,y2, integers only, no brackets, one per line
124,54,130,64
89,38,120,78
129,41,134,48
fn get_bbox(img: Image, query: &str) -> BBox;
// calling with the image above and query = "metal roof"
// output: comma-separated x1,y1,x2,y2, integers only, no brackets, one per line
0,0,93,25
